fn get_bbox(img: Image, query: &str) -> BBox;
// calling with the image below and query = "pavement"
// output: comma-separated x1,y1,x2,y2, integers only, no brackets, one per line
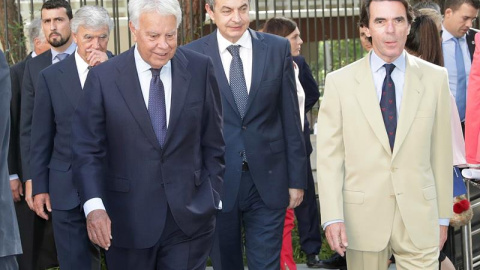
206,264,397,269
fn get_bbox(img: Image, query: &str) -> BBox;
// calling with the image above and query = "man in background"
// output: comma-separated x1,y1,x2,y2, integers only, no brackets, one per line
9,18,57,270
30,6,113,269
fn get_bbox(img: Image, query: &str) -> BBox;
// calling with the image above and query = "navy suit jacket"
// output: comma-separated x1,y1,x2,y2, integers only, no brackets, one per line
30,54,84,210
184,29,307,212
20,50,52,180
293,55,320,155
8,53,32,181
72,47,225,249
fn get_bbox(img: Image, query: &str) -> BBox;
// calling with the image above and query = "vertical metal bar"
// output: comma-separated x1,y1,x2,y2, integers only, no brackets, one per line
321,0,326,82
343,0,348,62
305,0,310,69
255,0,259,30
30,0,34,20
462,181,473,270
336,0,340,69
190,0,194,42
313,0,318,82
199,0,203,37
4,0,9,59
127,0,132,48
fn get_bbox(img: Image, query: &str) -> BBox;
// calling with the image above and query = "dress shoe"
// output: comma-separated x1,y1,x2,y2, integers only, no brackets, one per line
317,253,347,269
306,254,322,268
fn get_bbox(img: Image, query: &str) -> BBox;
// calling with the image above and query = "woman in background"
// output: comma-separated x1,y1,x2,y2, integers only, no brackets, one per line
263,17,321,270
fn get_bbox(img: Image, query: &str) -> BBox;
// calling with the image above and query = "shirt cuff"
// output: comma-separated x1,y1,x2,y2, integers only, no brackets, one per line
218,200,222,210
439,218,450,226
9,174,19,181
83,198,106,218
322,219,344,230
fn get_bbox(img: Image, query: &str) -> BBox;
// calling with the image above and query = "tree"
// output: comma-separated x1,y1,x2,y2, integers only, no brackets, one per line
0,0,26,65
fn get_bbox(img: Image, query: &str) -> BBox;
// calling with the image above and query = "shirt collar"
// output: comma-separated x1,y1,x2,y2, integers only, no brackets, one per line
216,29,252,53
441,25,466,42
370,50,406,73
75,49,90,73
134,44,171,74
51,42,77,62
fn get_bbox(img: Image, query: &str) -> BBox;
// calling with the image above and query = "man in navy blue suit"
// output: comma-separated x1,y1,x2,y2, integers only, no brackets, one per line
71,0,225,269
30,6,113,270
185,0,308,268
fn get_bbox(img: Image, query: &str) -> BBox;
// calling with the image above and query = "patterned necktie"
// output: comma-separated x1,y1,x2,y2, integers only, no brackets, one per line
54,53,69,63
227,45,248,118
148,68,167,147
453,37,466,121
380,63,397,151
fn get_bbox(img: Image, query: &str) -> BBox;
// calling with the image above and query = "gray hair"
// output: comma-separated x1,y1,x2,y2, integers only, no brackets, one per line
71,6,114,34
128,0,182,29
28,18,45,50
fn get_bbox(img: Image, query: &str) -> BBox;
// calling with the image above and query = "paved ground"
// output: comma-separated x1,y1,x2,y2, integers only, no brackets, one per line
206,264,397,269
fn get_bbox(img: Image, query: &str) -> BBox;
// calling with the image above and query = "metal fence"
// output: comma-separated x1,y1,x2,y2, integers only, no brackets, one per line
1,0,368,87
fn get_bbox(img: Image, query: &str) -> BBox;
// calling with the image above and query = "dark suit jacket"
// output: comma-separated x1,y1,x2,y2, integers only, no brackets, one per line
8,53,32,181
467,28,478,61
293,55,320,155
72,47,225,249
0,49,22,257
184,29,307,212
20,50,52,181
30,54,83,210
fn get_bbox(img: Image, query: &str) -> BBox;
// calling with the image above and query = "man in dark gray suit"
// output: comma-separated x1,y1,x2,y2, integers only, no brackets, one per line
0,49,22,270
9,18,57,270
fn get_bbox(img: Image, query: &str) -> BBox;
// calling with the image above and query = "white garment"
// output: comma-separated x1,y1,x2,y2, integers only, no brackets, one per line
294,62,305,131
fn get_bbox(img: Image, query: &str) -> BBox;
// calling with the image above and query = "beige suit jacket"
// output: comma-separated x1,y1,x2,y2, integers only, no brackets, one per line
316,51,453,252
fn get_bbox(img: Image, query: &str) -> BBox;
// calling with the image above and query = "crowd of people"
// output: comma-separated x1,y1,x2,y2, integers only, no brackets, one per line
0,0,479,269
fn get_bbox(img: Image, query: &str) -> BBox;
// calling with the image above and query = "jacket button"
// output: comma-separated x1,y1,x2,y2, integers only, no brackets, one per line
242,126,247,130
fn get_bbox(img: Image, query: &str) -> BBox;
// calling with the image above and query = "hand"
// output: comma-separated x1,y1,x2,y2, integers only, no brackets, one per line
87,49,108,67
25,180,34,210
86,209,112,250
288,188,304,209
439,225,448,250
325,222,348,256
10,178,23,202
33,193,51,220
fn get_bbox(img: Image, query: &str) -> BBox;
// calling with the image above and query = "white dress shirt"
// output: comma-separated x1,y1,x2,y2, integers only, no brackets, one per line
217,30,253,93
83,45,173,217
293,62,305,131
74,49,90,88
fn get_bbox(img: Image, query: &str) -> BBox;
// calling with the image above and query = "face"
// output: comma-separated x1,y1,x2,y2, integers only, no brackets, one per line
206,0,250,43
41,8,72,48
34,37,51,55
359,26,372,52
443,3,478,38
73,26,109,63
286,27,303,56
364,1,411,63
130,12,177,69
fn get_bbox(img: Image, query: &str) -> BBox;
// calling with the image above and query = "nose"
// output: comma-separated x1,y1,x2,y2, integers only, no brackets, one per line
50,20,56,30
157,36,169,49
232,10,241,23
92,38,100,49
466,19,474,28
299,37,303,45
386,20,395,33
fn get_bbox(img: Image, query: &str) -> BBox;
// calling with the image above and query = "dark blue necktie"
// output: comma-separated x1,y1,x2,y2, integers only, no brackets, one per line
227,45,248,118
149,68,167,147
453,37,467,121
380,63,397,151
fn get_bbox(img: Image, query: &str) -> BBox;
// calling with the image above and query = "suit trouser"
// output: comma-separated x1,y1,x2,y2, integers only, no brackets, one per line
105,205,215,270
294,159,322,255
51,207,101,270
211,170,286,270
346,203,439,270
0,255,18,270
14,192,58,270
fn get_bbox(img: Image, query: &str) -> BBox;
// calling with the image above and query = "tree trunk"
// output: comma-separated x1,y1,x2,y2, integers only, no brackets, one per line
0,0,26,65
181,0,203,44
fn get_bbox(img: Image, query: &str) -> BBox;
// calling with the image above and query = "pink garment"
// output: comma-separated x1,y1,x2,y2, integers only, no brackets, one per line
451,95,466,166
465,32,480,165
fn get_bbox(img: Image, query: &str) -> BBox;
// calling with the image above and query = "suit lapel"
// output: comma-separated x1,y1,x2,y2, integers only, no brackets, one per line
392,54,424,159
203,31,241,118
246,29,267,118
164,49,191,148
115,47,162,150
354,54,392,155
58,55,82,107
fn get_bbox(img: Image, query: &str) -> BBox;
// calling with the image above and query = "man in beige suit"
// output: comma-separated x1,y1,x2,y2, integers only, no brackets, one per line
316,0,453,269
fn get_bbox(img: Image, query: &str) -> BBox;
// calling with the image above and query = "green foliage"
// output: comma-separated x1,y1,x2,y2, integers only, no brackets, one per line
1,20,27,65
